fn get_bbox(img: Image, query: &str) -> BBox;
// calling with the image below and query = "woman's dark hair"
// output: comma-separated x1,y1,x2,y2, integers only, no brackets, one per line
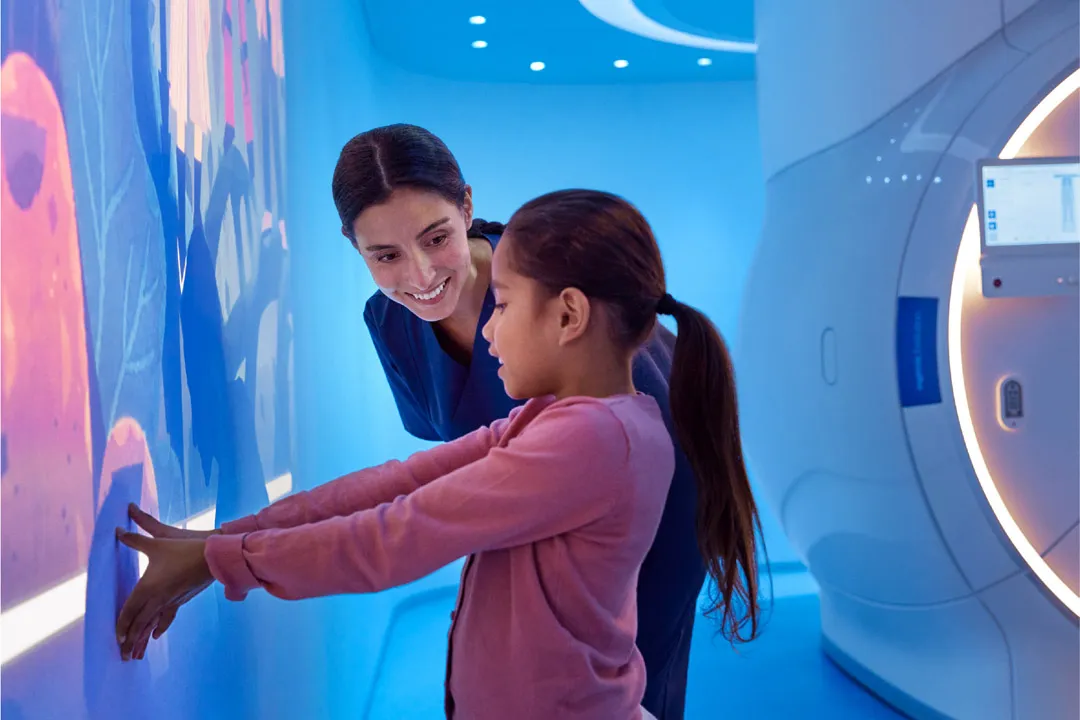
504,189,768,644
331,123,505,244
468,219,506,239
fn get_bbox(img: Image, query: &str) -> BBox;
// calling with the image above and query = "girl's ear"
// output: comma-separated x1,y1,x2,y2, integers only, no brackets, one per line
555,288,591,346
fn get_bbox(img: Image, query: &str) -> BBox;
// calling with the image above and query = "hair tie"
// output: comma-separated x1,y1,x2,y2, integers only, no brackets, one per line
656,293,678,316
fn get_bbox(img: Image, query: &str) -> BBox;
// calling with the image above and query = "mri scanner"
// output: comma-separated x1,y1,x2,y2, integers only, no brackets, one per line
740,0,1079,718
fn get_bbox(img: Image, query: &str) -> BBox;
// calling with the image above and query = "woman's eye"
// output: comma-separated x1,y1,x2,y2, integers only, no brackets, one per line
429,234,448,247
376,253,399,263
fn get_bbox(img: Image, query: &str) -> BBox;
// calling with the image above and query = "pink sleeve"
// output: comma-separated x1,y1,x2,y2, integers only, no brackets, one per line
204,402,630,601
218,415,513,536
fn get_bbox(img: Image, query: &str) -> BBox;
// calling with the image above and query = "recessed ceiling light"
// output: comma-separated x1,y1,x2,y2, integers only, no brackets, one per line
530,61,545,71
469,15,486,25
614,59,629,69
472,40,488,49
697,57,713,66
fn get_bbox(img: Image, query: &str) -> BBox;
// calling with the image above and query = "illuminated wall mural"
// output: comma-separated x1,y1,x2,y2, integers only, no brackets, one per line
1,0,290,716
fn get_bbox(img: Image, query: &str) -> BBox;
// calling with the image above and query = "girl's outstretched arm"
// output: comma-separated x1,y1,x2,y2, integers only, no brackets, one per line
220,412,516,535
204,399,658,601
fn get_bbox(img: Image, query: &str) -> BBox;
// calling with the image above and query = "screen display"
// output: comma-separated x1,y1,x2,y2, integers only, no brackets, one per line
981,159,1080,247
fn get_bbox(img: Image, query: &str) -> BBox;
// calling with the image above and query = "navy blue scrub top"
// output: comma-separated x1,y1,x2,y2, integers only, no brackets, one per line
363,234,706,720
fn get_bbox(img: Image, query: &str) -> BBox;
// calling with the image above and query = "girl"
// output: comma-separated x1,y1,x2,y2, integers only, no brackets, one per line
332,124,715,720
116,189,766,719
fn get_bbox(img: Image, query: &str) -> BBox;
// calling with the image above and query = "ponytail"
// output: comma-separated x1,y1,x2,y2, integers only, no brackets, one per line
662,297,768,644
497,187,769,644
468,218,506,238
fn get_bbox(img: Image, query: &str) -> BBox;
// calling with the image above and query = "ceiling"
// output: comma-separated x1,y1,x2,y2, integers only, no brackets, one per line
361,0,757,84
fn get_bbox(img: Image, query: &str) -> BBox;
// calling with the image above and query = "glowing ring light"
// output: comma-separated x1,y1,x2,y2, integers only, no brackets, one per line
578,0,758,53
948,68,1080,618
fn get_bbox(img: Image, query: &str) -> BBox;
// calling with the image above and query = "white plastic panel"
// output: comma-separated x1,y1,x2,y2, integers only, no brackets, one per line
891,38,1036,593
1003,0,1079,52
977,573,1080,720
980,253,1080,298
739,123,973,604
1003,0,1044,23
754,0,1002,179
902,404,1022,592
818,588,1012,720
785,469,972,604
740,55,985,609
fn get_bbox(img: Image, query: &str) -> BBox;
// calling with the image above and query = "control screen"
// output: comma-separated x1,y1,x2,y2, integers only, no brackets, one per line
981,159,1080,247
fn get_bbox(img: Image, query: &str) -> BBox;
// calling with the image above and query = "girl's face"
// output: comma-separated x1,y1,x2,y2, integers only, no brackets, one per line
350,187,474,322
481,237,563,399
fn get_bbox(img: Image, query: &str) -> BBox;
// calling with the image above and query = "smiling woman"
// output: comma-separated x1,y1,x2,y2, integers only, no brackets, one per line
349,190,480,321
332,125,495,370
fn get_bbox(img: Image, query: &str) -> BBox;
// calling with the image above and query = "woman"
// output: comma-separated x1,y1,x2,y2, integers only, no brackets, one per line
330,125,747,720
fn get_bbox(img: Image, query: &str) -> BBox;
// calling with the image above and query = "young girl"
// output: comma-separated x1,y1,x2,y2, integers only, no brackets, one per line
115,189,766,719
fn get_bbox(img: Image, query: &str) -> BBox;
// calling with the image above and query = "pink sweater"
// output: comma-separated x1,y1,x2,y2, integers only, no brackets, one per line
205,394,675,719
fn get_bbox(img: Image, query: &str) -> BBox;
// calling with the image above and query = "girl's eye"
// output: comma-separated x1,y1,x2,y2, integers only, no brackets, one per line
494,303,506,312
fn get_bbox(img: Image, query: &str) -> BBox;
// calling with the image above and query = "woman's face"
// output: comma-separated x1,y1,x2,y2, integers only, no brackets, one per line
350,187,474,322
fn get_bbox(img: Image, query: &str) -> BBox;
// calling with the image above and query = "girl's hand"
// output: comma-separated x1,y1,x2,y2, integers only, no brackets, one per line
115,531,215,661
127,502,222,541
116,504,222,659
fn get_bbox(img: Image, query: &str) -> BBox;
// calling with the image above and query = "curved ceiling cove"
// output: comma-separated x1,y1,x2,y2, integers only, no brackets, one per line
361,0,756,84
578,0,757,53
653,0,755,42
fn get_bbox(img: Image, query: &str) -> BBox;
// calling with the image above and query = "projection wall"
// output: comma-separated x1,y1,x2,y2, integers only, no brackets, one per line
1,0,291,717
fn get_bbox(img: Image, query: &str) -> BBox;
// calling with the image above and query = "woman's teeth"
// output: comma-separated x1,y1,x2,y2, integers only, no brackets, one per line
410,279,448,301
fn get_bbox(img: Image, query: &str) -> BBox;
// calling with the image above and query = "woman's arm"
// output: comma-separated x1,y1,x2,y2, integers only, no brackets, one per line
205,400,647,601
219,413,513,535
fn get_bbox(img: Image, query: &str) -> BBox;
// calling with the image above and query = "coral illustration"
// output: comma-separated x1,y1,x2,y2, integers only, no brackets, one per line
0,51,95,610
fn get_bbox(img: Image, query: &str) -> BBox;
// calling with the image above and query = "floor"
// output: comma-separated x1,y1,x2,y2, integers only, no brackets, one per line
367,569,907,719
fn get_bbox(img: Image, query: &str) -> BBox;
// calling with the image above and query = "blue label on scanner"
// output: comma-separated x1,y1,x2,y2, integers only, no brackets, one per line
896,297,942,407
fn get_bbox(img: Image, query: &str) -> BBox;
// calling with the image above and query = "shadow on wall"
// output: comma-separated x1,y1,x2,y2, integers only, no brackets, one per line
84,464,155,719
